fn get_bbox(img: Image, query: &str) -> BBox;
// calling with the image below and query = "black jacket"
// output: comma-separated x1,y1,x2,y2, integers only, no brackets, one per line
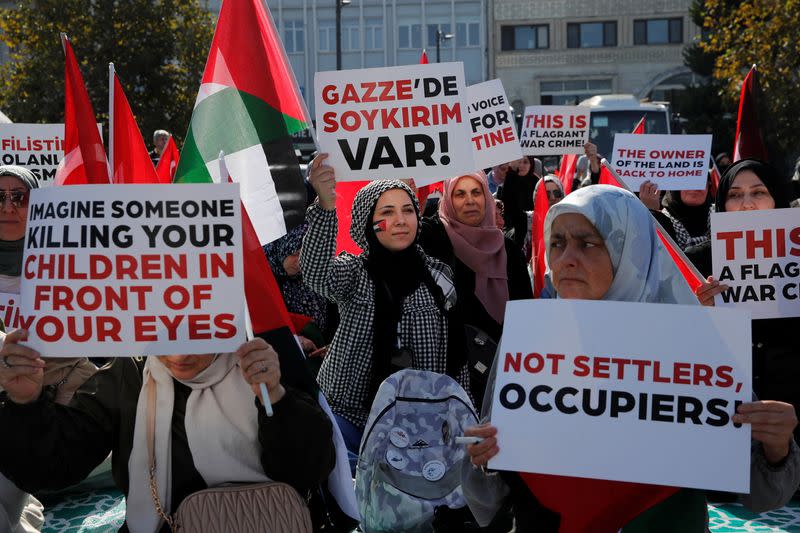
0,358,335,532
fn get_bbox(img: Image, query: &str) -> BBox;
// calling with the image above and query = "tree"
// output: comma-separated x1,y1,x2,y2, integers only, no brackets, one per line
0,0,214,147
699,0,800,172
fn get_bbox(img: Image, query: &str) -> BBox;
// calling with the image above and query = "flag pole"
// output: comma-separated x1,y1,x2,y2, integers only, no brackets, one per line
600,159,705,283
108,63,115,181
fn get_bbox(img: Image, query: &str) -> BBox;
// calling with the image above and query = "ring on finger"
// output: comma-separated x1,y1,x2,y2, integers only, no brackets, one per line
1,356,13,368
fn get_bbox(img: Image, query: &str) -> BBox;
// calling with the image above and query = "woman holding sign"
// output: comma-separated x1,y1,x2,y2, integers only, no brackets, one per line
0,332,335,533
694,159,800,444
462,185,799,532
302,154,469,457
0,165,97,533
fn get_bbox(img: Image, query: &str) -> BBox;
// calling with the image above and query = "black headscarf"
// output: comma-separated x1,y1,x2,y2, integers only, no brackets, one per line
661,186,711,237
715,159,791,212
0,165,38,276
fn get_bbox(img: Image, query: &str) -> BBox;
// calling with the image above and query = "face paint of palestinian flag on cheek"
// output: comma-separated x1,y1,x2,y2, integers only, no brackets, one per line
373,219,387,233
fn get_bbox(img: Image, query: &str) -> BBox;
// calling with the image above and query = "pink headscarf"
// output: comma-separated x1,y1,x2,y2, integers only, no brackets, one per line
438,172,509,323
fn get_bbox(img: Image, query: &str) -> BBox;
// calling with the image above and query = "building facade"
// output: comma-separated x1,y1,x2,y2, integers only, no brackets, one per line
207,0,489,116
491,0,700,115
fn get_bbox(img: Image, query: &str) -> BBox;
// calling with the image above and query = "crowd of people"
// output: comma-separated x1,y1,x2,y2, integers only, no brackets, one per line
0,135,798,532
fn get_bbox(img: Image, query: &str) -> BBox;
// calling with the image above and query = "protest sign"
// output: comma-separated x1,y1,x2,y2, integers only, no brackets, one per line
489,299,751,493
314,62,475,181
611,134,712,191
466,79,522,169
20,184,246,357
711,209,800,319
0,293,21,332
519,106,590,156
0,123,102,187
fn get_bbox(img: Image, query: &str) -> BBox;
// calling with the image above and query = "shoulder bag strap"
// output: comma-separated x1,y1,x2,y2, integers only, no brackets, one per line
146,374,176,531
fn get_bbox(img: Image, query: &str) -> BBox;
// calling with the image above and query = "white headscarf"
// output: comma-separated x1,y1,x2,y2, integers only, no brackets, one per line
126,354,269,533
543,185,697,305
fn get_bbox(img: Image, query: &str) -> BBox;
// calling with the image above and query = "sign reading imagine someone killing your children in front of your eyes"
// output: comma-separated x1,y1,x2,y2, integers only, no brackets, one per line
20,184,246,357
314,62,475,182
712,209,800,320
489,299,752,493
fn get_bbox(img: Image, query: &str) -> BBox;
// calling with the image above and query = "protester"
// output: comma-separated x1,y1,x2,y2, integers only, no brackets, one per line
486,163,508,195
0,165,98,533
660,180,713,251
148,129,170,166
521,175,565,261
693,160,800,444
493,199,505,230
579,142,602,187
419,172,530,406
461,185,800,531
716,152,732,174
791,156,800,205
0,332,335,533
264,222,336,355
301,154,469,457
498,156,539,248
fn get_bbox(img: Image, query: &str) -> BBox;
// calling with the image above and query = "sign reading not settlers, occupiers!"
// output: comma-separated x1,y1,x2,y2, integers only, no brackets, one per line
20,183,247,357
315,62,475,182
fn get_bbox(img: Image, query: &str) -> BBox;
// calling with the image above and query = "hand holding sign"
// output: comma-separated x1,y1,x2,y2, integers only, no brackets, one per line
734,401,798,464
463,423,499,468
0,329,45,404
235,337,286,405
309,153,336,211
695,276,729,307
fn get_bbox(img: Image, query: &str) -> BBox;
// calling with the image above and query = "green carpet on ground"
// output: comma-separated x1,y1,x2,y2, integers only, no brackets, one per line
41,489,800,532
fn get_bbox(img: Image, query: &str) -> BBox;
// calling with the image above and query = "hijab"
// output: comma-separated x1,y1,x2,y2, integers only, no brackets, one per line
543,185,697,305
532,174,564,201
0,166,38,277
127,354,268,533
715,159,791,212
439,172,509,322
661,186,711,238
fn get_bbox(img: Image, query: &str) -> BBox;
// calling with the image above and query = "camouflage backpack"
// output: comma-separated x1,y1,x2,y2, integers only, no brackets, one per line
355,369,478,533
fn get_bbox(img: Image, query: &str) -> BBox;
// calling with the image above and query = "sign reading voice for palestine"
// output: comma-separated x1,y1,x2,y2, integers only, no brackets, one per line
465,79,522,169
489,299,751,493
611,134,712,191
314,62,475,182
518,106,590,156
20,184,246,357
0,123,103,187
712,208,800,320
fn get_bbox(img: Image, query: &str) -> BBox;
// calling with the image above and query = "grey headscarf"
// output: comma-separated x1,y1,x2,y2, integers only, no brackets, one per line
0,165,38,276
543,185,697,304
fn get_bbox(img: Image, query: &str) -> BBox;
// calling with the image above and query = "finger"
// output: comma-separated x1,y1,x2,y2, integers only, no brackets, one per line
470,446,500,467
733,412,791,425
0,342,41,361
311,153,329,169
2,355,45,368
464,425,497,438
248,362,281,389
242,352,278,378
234,338,270,359
738,400,795,413
1,365,43,379
243,358,278,381
467,437,497,456
3,328,28,346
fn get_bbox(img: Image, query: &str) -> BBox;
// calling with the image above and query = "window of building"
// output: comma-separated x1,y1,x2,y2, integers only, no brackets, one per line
318,20,335,52
365,17,383,50
455,21,481,47
342,19,360,50
500,24,549,51
567,21,617,48
283,20,304,54
634,18,683,45
540,79,613,105
398,24,422,49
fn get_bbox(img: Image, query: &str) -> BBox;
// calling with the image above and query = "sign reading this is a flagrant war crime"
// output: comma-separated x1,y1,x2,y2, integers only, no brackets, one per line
712,209,800,320
519,106,590,156
466,80,522,169
20,184,246,357
0,123,102,187
315,63,475,181
489,299,751,493
611,134,712,191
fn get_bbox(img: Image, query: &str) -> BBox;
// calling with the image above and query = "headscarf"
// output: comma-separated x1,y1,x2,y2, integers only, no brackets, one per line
439,172,509,322
127,355,268,533
350,180,445,399
543,185,697,304
661,186,711,238
715,159,791,212
0,166,38,277
532,174,564,200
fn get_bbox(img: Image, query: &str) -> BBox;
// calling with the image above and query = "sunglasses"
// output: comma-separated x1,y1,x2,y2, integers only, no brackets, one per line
0,190,29,208
547,190,564,200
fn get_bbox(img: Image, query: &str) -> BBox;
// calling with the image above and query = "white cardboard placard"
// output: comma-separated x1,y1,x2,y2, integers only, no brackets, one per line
711,209,800,319
519,106,590,156
314,63,475,181
610,134,712,191
489,299,751,493
20,183,246,357
466,80,522,169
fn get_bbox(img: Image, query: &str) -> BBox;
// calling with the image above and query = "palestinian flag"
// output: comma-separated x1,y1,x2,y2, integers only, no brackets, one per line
175,0,309,245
